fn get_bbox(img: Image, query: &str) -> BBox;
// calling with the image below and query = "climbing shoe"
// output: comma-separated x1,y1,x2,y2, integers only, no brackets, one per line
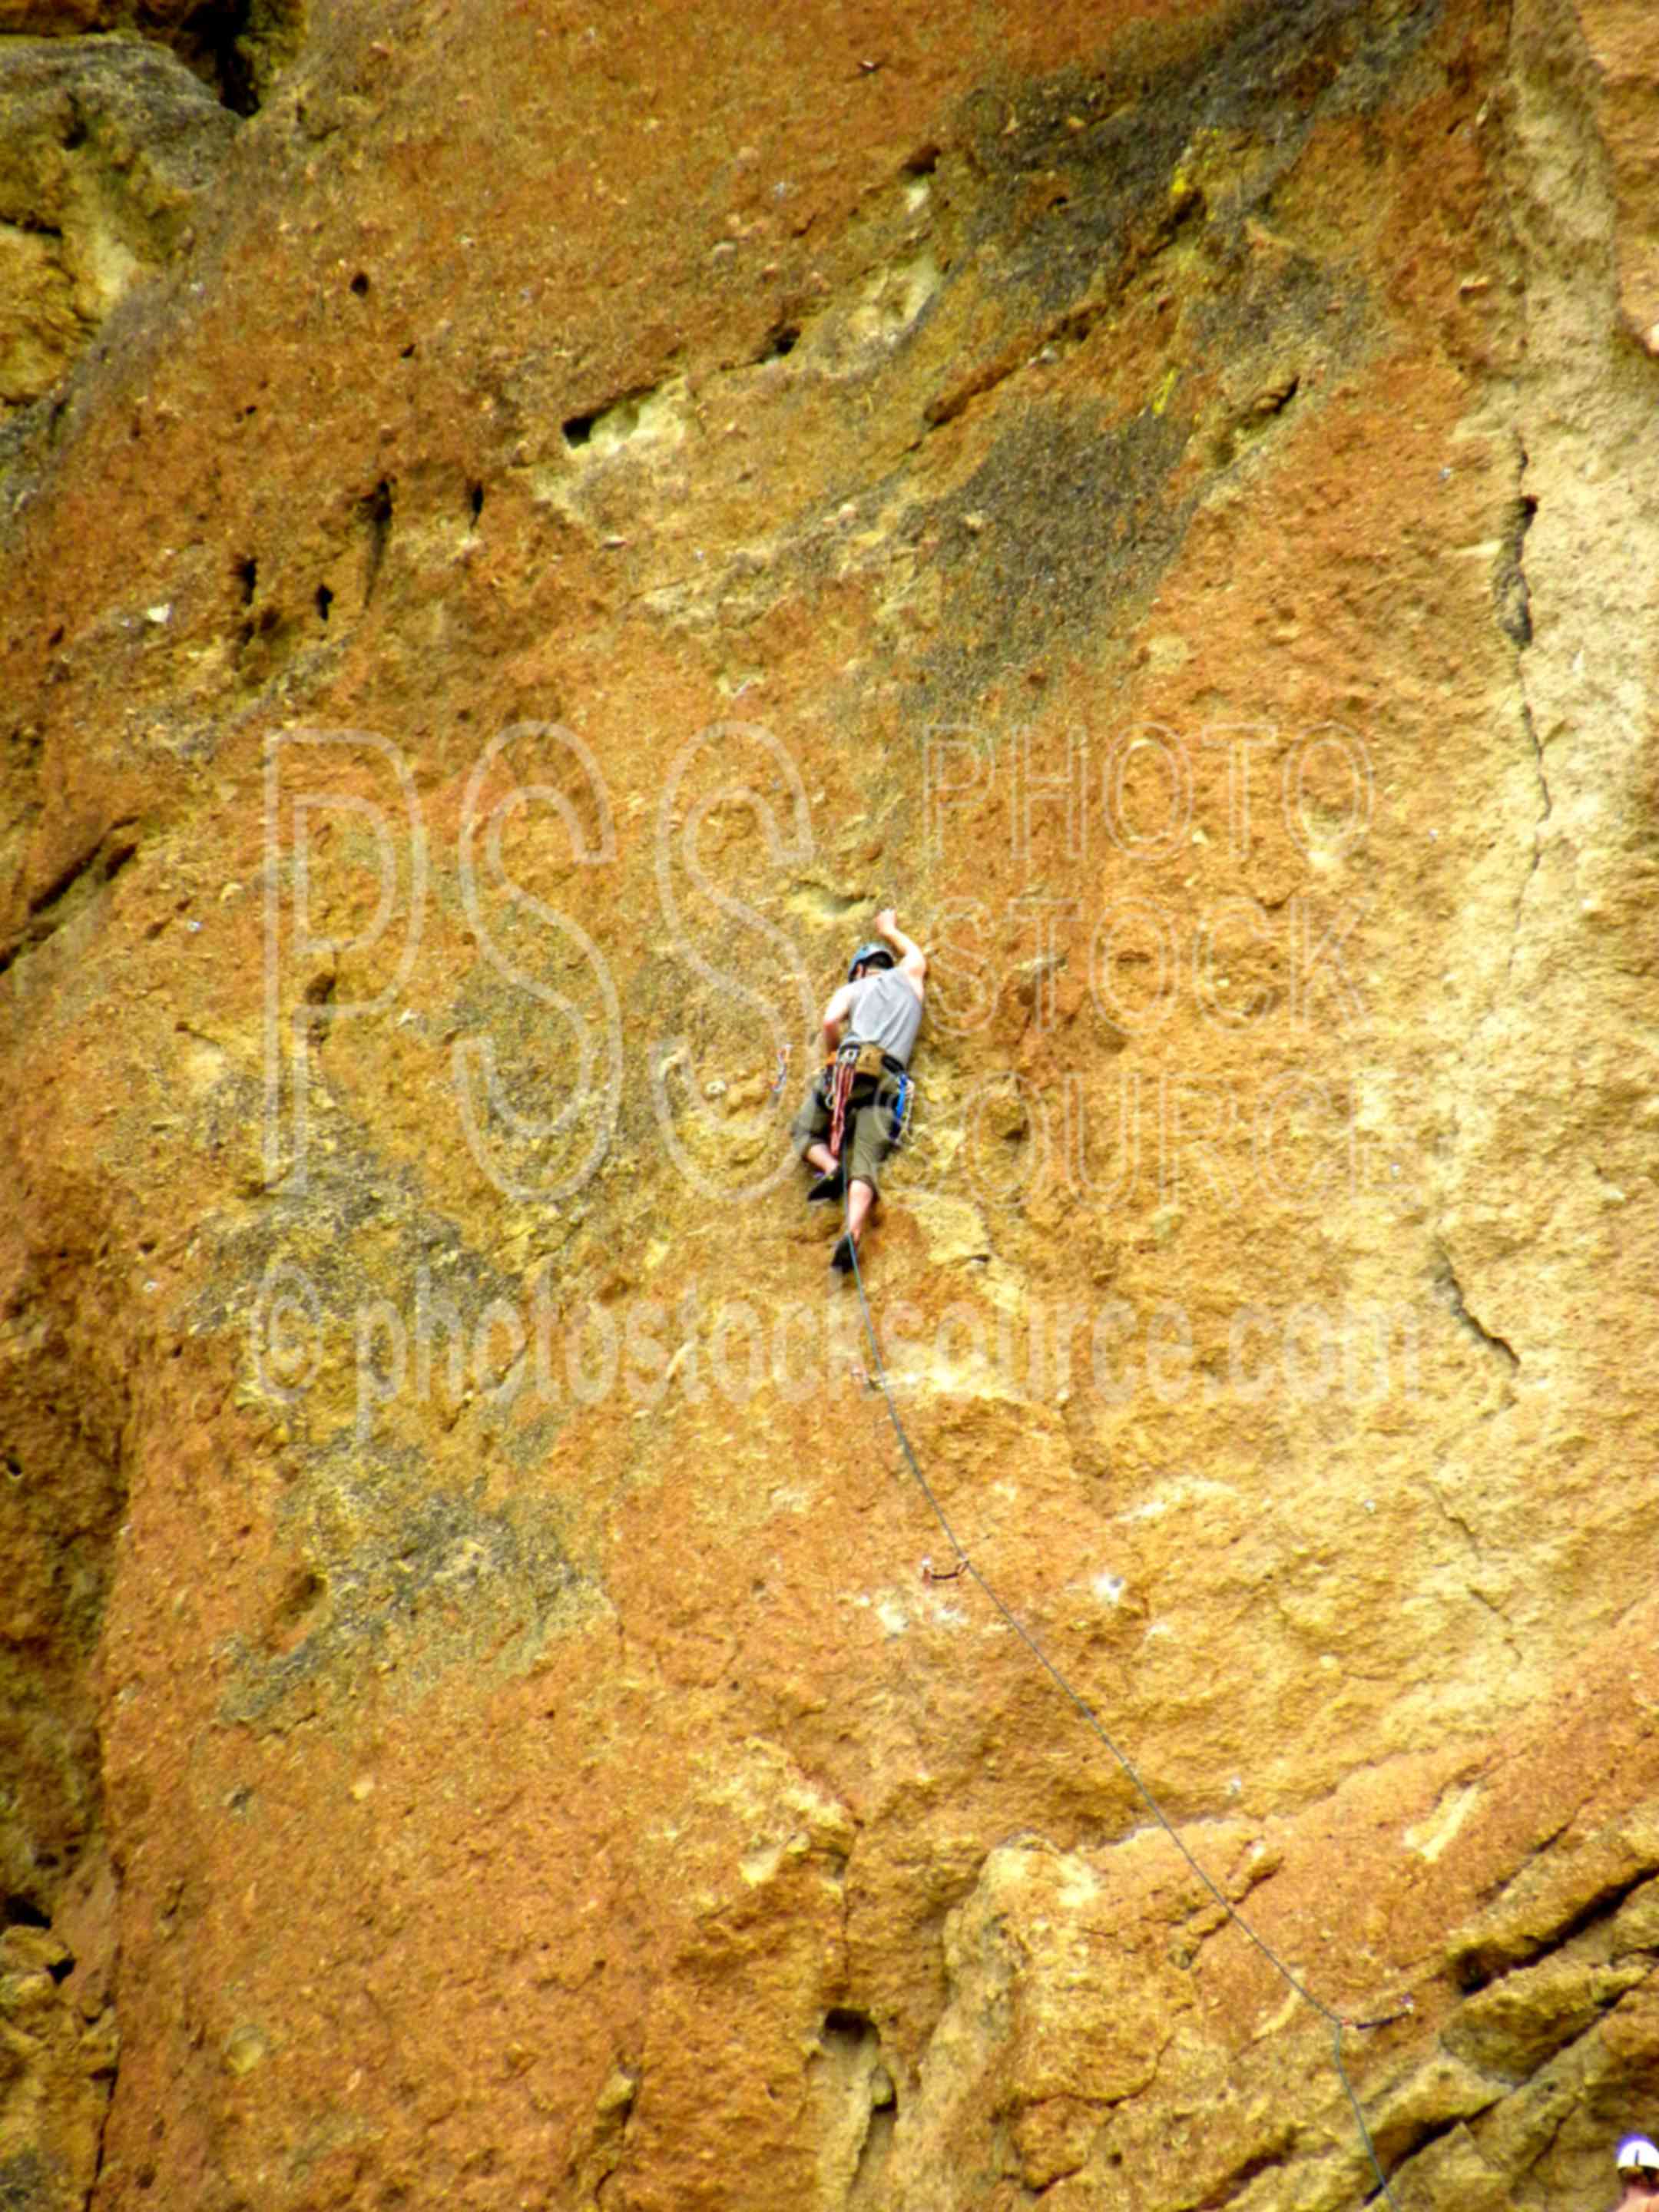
807,1169,845,1204
830,1233,857,1275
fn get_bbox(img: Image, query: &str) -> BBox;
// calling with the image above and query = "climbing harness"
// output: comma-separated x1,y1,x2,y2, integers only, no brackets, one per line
839,1201,1413,2209
827,1043,911,1167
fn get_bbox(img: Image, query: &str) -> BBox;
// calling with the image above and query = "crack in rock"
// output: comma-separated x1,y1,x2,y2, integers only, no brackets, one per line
1433,1241,1519,1373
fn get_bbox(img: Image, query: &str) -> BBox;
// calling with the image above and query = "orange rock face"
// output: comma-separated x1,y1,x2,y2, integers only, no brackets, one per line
2,2,1658,2208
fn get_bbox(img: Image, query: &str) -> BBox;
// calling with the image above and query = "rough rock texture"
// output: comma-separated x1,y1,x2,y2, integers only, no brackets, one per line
1,0,1657,2208
0,5,305,114
0,35,239,416
1572,0,1659,349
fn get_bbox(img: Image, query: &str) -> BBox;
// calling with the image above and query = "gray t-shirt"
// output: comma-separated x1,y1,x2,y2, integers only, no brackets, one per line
847,966,923,1068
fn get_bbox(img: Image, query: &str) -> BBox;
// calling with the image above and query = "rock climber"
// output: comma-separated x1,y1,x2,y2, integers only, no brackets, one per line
791,908,926,1274
1614,2140,1659,2212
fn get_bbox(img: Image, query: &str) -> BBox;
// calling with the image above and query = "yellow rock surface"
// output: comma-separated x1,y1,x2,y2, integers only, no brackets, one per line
2,2,1657,2209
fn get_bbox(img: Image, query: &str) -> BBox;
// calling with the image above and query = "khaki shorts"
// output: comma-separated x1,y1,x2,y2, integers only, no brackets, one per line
790,1066,906,1196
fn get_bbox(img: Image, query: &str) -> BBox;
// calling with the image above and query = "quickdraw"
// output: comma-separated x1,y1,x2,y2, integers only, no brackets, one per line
892,1069,912,1141
919,1555,965,1584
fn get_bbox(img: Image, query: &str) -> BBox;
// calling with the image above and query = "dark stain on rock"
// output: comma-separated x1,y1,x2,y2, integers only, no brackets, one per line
218,1479,594,1728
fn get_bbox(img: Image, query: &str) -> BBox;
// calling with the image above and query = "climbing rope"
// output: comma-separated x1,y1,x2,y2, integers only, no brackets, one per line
826,1047,859,1167
840,1213,1410,2208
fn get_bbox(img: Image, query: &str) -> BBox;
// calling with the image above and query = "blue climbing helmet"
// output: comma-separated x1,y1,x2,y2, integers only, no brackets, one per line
847,940,895,982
